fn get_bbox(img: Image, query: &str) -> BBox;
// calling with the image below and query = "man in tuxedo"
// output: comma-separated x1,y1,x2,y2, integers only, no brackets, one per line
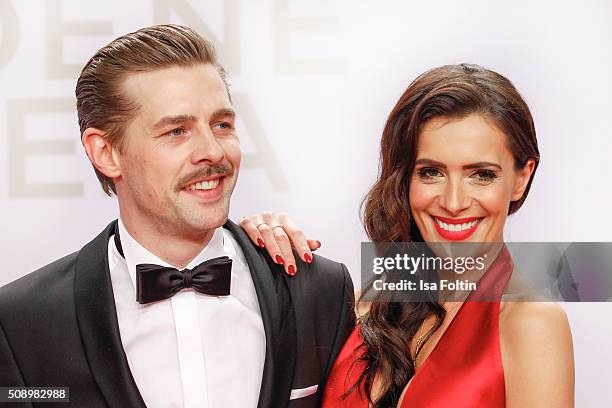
0,25,355,407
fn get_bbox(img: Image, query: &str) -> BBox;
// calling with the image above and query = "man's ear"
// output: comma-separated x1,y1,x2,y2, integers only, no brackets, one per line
81,127,121,179
511,158,536,201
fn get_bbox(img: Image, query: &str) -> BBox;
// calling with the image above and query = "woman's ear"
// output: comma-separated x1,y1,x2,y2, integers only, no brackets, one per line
511,158,536,201
81,128,121,179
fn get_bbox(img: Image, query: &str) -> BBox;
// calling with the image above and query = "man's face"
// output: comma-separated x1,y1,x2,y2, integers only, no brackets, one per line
115,64,240,238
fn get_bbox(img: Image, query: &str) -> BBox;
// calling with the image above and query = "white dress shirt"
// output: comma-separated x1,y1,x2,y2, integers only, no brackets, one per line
107,219,266,408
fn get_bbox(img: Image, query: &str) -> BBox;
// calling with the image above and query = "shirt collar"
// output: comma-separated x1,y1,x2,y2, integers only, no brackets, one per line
116,218,234,292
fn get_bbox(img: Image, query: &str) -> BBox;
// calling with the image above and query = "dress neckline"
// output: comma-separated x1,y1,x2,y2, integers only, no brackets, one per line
397,245,514,407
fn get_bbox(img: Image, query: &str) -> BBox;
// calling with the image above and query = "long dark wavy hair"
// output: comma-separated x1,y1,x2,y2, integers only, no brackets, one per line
357,63,540,407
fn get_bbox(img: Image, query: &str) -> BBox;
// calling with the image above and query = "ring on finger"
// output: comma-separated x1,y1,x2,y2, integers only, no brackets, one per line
255,222,268,229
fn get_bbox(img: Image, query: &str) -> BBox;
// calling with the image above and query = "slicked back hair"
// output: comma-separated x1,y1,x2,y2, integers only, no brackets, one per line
76,24,228,195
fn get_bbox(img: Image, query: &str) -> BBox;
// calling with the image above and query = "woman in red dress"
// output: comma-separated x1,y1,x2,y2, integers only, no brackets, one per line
243,64,574,407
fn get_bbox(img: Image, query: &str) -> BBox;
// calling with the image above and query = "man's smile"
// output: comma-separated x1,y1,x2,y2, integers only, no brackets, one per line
182,176,226,201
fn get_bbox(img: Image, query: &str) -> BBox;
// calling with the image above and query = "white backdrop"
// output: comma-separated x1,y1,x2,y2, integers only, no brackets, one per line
1,0,611,405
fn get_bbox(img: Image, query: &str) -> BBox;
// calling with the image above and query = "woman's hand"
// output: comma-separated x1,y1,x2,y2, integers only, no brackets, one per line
239,212,321,276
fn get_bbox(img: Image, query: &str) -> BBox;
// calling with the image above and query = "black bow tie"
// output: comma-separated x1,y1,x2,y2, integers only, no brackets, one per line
135,257,232,304
114,223,232,304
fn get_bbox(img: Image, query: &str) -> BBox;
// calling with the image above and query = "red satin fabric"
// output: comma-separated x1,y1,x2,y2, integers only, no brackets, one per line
322,247,513,408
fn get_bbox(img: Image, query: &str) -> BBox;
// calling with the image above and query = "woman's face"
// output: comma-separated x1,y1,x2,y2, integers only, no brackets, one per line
409,114,534,243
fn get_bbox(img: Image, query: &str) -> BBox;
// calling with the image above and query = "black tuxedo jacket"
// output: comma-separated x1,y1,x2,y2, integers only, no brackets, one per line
0,220,356,408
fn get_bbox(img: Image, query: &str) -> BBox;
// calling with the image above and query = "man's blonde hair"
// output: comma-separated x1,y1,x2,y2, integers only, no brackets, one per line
76,24,228,195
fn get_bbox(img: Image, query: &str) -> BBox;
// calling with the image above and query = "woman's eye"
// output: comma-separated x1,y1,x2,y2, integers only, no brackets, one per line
471,169,498,184
167,128,185,137
417,167,444,180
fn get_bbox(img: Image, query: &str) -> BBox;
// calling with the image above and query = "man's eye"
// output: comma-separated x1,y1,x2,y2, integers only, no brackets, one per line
417,167,443,179
167,128,185,137
213,122,234,131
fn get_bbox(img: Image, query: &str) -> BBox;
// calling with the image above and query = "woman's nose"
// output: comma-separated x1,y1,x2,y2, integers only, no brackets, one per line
439,179,471,215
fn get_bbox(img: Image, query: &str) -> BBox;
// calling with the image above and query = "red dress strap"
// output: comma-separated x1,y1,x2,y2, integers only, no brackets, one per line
322,246,513,408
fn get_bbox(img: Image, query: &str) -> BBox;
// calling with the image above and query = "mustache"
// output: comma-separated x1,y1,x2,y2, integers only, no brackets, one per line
175,164,234,191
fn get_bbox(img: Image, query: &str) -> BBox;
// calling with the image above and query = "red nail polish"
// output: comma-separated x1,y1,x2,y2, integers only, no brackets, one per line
257,238,265,248
275,255,285,265
304,253,313,263
288,265,296,275
315,240,321,247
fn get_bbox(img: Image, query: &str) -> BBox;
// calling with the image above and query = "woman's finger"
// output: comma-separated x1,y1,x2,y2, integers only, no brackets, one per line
239,216,266,248
257,222,294,274
271,226,297,275
261,212,297,275
306,238,321,251
277,213,314,264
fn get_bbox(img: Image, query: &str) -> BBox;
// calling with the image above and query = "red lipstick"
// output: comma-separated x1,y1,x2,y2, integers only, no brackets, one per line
432,216,482,241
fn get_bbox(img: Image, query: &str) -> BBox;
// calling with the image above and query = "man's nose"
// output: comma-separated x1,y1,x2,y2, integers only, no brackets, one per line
438,178,471,215
190,127,224,165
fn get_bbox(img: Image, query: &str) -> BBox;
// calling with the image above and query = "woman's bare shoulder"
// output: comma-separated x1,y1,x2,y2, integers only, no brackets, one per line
499,301,574,407
501,301,569,329
500,301,572,358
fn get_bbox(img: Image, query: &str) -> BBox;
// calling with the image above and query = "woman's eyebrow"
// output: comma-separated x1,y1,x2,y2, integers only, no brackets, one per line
415,158,446,168
414,158,502,170
462,162,502,170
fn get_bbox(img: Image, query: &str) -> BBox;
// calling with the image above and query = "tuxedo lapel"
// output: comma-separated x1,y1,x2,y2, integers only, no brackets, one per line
73,221,146,408
224,220,297,408
72,219,295,408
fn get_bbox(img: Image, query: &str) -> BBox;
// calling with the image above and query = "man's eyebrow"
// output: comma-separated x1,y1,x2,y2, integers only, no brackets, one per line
152,114,197,130
210,108,236,122
414,158,502,170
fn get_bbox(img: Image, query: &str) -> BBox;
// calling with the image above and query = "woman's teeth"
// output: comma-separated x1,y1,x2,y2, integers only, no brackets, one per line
187,179,219,191
434,218,480,232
